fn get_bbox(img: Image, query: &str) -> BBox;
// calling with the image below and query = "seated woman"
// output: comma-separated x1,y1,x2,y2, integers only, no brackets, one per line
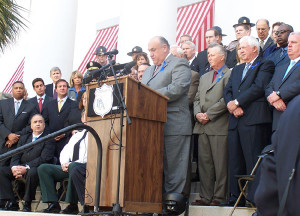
68,70,85,102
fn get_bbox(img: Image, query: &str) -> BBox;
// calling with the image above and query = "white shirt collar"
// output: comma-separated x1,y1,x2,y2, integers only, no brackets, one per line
57,95,68,102
14,98,23,104
189,55,196,65
37,94,46,101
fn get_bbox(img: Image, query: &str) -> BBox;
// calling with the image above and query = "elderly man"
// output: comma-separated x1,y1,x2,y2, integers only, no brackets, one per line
45,67,62,99
265,32,300,132
142,36,192,198
182,41,199,72
256,19,274,54
223,36,275,206
170,44,184,58
0,114,54,212
192,43,231,206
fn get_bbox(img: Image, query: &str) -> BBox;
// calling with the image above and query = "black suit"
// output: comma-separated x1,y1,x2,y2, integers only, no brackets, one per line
266,47,289,67
0,132,55,202
265,60,300,131
255,95,300,216
261,37,275,54
224,56,275,203
45,84,54,98
0,98,37,166
28,95,54,125
44,97,81,157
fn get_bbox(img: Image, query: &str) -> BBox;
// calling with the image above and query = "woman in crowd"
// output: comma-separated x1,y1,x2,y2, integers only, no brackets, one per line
68,70,85,102
133,53,150,70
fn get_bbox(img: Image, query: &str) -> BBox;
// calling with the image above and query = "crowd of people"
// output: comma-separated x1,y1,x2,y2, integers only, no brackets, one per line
0,15,299,216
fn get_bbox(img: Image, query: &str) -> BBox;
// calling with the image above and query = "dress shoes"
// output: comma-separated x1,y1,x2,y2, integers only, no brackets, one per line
60,203,79,214
22,201,31,212
42,202,61,213
4,201,19,211
220,199,245,207
0,200,6,210
81,205,90,213
191,199,210,206
210,200,221,206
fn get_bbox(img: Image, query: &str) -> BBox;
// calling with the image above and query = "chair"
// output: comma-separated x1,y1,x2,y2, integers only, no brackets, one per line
228,145,274,216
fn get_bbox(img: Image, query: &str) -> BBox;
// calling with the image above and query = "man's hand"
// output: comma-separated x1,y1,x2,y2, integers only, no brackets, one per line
196,113,210,125
233,107,244,118
6,133,20,147
273,99,286,112
267,91,280,105
54,133,66,141
11,166,27,178
61,162,71,172
227,101,238,114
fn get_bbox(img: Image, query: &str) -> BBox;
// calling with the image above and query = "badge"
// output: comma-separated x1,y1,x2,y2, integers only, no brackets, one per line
93,84,114,118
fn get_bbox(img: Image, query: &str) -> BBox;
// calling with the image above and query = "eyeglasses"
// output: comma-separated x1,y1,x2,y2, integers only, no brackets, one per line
275,30,291,36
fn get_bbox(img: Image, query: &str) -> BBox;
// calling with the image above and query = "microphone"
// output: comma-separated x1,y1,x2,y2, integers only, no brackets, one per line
83,61,116,84
122,61,136,75
103,49,119,56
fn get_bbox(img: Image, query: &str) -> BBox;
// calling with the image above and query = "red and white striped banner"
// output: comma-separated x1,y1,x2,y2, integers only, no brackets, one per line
177,0,215,51
77,25,119,73
2,57,25,94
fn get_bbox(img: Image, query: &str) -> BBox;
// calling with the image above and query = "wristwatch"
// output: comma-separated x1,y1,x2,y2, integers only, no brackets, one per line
276,91,281,98
234,99,239,106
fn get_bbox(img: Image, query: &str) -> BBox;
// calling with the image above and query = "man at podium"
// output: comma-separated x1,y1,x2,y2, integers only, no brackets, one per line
142,36,192,197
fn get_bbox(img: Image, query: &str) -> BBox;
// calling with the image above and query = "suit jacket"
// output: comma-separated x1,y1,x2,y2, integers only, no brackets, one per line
142,54,192,136
0,98,37,146
224,56,275,129
45,83,54,97
267,46,289,67
10,132,55,168
262,37,275,53
28,95,54,124
193,66,231,135
265,60,300,130
190,57,200,73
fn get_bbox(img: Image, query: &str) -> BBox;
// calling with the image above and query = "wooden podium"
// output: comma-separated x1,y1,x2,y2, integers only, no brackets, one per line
85,76,168,213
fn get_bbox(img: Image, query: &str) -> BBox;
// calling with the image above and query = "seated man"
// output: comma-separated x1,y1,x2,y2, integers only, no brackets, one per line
38,111,88,214
0,114,55,212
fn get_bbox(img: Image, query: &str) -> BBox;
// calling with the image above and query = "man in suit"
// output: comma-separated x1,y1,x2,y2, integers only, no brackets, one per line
192,43,231,206
254,95,300,216
180,34,192,45
44,79,81,158
265,32,300,131
182,41,199,72
223,36,275,206
0,81,37,166
142,36,192,197
266,24,293,67
0,114,54,212
38,111,89,214
28,78,53,125
256,19,274,55
45,67,62,99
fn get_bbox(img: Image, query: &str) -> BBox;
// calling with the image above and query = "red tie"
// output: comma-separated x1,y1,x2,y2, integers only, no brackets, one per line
152,64,161,76
212,71,218,82
38,98,43,113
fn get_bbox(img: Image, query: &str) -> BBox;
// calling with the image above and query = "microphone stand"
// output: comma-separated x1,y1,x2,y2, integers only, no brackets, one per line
94,53,131,216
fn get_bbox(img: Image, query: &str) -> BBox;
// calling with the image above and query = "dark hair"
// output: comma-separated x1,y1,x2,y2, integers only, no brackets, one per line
138,63,151,70
159,36,170,49
272,22,284,29
235,24,250,31
207,28,221,37
55,79,69,89
180,34,192,41
134,53,150,64
30,113,45,123
32,78,45,87
12,81,24,87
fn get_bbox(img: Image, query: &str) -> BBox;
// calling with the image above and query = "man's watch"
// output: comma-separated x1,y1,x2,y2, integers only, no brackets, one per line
234,99,239,106
276,91,281,98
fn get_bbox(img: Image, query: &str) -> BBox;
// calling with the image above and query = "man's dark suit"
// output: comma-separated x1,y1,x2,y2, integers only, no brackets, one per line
44,98,81,157
0,132,55,202
267,47,289,67
0,98,37,166
28,95,54,125
261,37,274,54
265,60,300,131
255,95,300,216
224,56,275,203
45,84,54,98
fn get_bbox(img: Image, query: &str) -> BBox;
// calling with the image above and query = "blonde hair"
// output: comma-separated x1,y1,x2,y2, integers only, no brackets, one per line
69,70,83,88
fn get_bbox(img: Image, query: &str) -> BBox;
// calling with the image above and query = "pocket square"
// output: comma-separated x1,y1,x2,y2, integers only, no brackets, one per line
21,111,27,114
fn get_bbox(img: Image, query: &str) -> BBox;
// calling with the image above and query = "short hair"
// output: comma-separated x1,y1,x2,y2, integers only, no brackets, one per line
272,22,284,29
12,81,24,87
286,24,294,32
206,28,221,37
207,42,227,61
170,44,184,56
180,34,192,41
139,62,151,68
158,36,170,49
55,79,69,89
182,41,196,49
289,32,300,37
239,36,260,55
50,66,61,75
69,70,83,88
235,24,250,31
256,19,270,27
30,113,45,123
32,78,45,87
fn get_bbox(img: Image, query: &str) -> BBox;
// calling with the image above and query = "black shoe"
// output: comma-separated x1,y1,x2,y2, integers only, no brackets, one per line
220,199,245,207
42,202,61,213
22,201,31,212
81,205,89,213
60,203,79,214
0,200,6,210
4,201,19,211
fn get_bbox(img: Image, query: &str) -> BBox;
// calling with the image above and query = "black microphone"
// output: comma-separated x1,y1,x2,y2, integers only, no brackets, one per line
103,49,119,56
122,61,136,75
83,61,116,84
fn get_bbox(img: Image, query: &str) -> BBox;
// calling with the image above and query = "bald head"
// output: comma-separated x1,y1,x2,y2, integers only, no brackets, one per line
256,19,270,41
148,36,170,65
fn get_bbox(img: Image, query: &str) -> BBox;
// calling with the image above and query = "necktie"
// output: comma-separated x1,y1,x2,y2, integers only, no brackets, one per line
152,65,161,76
282,60,296,80
15,101,20,115
38,97,43,113
212,71,218,82
280,48,286,57
72,131,88,162
260,40,264,49
242,63,251,80
53,90,57,99
32,136,38,142
58,99,63,112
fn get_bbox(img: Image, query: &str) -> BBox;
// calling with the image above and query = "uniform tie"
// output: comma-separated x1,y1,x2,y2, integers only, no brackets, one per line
72,131,88,162
58,99,63,112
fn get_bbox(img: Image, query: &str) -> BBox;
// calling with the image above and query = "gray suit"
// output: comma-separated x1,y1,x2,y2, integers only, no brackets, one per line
193,66,231,203
142,54,192,195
